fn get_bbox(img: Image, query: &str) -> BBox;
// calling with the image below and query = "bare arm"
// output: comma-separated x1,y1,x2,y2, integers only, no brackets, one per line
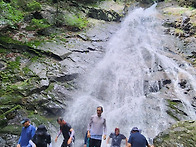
106,136,110,144
67,128,75,145
87,117,93,138
125,138,128,146
127,143,131,147
55,130,62,142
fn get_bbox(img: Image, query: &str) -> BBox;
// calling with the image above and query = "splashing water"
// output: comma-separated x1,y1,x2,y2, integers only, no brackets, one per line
62,4,196,147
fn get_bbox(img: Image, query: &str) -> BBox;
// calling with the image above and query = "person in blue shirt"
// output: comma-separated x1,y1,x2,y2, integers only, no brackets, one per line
106,127,127,147
17,118,36,147
127,127,153,147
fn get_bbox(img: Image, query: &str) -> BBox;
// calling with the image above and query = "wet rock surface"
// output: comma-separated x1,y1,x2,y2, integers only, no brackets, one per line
0,0,196,146
0,1,123,146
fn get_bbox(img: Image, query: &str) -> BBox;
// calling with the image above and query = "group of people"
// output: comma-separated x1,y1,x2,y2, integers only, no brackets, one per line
17,106,154,147
84,106,154,147
16,118,74,147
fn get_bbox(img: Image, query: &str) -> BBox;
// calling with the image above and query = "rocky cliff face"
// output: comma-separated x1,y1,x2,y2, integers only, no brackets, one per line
0,0,196,146
0,0,126,146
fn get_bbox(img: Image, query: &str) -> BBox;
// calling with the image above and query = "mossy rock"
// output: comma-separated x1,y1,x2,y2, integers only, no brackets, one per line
178,0,196,8
0,125,21,135
166,99,188,121
154,120,196,147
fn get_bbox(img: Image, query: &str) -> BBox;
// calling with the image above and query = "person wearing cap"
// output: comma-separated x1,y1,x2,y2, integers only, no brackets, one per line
30,124,52,147
127,127,152,147
106,127,127,147
55,117,75,147
87,106,107,147
17,118,36,147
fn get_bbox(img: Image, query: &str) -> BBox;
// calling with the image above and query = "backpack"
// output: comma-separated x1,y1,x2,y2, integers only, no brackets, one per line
32,125,51,147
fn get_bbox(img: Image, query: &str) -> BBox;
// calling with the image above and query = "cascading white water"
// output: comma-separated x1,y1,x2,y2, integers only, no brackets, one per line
61,4,196,147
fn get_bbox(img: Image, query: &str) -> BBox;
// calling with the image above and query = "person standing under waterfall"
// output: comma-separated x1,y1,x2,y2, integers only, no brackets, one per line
87,106,107,147
127,127,152,147
55,117,75,147
106,127,127,147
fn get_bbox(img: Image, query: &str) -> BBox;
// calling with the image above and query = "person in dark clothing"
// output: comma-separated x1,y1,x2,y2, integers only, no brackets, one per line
31,125,52,147
127,127,152,147
55,117,75,147
106,128,127,147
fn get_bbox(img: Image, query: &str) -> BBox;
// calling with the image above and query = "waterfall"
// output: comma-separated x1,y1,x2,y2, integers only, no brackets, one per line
61,4,196,147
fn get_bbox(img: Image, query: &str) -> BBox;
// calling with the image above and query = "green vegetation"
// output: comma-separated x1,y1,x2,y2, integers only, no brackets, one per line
0,35,22,45
25,19,51,31
154,121,196,147
26,0,42,11
166,99,188,121
0,48,7,53
0,1,24,27
65,14,88,30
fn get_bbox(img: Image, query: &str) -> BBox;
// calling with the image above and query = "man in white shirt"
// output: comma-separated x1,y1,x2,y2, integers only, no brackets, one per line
87,106,107,147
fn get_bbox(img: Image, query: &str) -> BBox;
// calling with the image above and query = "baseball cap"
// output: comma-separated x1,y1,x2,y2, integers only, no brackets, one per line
131,127,139,132
21,118,30,124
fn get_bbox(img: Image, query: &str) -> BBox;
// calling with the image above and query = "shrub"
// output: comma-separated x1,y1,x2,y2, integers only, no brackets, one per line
0,1,23,25
65,14,88,30
25,19,50,31
26,0,41,11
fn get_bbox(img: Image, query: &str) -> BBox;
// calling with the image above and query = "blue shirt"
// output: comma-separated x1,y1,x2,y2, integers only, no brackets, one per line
109,133,126,147
128,132,148,147
18,124,36,147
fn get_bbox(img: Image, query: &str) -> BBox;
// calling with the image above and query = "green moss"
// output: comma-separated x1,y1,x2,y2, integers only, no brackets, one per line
45,83,54,93
166,110,180,121
166,100,183,121
65,14,88,30
0,94,23,105
25,19,50,31
0,1,24,26
26,39,43,48
0,124,21,135
0,35,22,45
0,48,7,53
0,105,22,118
27,112,57,126
7,56,21,71
26,0,42,11
22,66,32,75
0,105,22,128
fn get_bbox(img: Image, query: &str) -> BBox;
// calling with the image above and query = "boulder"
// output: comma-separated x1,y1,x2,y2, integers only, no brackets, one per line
153,120,196,147
88,8,121,22
178,0,196,8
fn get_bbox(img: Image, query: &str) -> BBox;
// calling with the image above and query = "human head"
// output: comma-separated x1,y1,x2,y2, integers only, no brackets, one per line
115,127,120,135
21,118,30,127
37,125,47,135
57,117,65,126
131,127,139,133
97,106,103,117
